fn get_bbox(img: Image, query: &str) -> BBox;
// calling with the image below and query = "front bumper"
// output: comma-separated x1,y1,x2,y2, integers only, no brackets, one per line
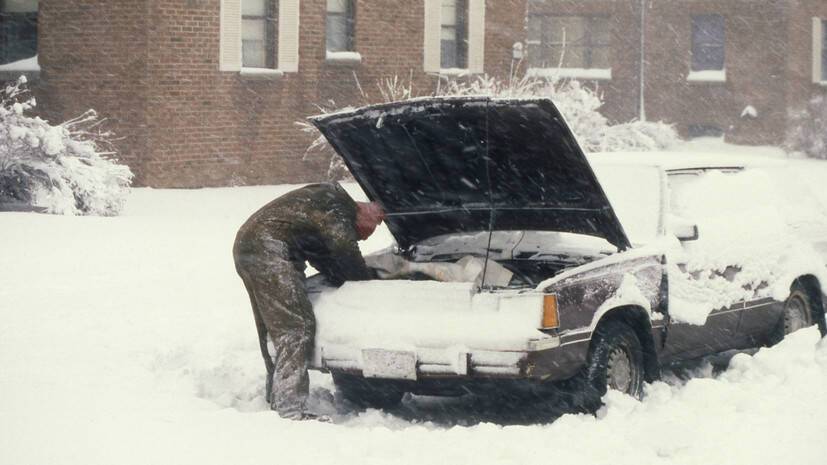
312,336,563,380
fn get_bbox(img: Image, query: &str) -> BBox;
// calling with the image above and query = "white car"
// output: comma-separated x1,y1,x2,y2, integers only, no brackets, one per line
306,97,827,410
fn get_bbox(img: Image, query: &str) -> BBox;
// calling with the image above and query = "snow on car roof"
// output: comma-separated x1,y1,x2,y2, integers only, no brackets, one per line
586,151,785,171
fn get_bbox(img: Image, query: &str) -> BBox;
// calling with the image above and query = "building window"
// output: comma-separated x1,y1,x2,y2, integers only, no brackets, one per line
687,124,723,139
326,0,354,52
527,15,610,69
0,0,38,66
242,0,277,69
822,19,826,81
691,15,725,71
440,0,468,69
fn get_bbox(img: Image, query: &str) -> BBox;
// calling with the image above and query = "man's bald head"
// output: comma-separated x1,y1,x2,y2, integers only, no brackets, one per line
355,201,385,240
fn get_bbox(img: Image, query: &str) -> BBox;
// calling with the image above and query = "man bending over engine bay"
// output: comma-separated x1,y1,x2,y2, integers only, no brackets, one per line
233,183,384,420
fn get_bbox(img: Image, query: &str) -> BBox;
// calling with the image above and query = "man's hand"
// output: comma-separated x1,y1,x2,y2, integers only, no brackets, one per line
364,251,411,279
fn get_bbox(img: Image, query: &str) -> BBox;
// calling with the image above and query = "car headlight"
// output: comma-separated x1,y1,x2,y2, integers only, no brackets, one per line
541,294,560,329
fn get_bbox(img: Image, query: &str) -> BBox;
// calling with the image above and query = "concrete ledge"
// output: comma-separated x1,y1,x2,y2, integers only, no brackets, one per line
325,51,362,65
687,69,727,83
239,68,284,80
527,67,612,81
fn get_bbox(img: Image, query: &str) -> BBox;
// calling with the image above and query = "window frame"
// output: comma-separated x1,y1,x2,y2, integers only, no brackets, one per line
822,19,826,81
326,0,355,53
526,14,611,70
440,0,468,70
241,0,278,70
691,14,725,72
0,0,38,66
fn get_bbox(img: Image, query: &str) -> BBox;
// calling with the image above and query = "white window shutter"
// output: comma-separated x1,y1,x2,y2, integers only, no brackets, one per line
278,0,301,72
423,0,441,72
814,17,823,83
220,0,242,71
467,0,486,74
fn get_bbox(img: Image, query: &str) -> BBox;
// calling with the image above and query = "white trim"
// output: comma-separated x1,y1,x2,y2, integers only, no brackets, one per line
325,51,362,64
527,67,612,81
558,337,591,348
219,0,242,71
437,67,472,77
277,0,301,73
423,0,441,73
814,17,824,84
686,69,727,83
239,67,284,79
467,0,486,74
527,337,561,351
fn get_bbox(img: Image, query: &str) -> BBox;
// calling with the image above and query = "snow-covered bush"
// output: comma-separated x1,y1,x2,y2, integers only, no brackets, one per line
785,96,827,159
439,75,679,153
0,76,133,215
301,73,680,179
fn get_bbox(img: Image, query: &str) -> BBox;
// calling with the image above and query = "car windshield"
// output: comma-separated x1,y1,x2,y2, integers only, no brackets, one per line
591,163,662,245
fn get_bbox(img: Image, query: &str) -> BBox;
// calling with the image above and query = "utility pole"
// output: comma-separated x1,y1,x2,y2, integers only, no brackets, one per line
639,0,647,121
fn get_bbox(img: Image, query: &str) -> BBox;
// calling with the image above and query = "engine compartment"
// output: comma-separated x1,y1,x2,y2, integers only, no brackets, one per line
401,230,616,288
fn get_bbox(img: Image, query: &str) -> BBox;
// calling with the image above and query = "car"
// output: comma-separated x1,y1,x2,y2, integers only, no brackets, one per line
306,97,827,411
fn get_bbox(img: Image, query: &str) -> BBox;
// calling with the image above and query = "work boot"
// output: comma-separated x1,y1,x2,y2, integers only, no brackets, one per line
298,412,332,423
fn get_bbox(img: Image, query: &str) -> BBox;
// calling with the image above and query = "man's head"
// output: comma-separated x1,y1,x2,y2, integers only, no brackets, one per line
355,201,385,240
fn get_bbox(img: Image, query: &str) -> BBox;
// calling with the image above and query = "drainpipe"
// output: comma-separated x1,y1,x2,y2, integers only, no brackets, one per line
639,0,647,121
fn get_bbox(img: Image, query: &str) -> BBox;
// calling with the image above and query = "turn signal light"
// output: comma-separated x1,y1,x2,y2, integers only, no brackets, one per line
541,294,560,329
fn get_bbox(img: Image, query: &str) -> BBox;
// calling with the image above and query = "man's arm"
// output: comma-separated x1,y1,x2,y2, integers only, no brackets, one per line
309,186,373,285
321,233,373,285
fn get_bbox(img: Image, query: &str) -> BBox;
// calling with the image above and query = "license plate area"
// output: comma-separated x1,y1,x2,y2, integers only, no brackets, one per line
361,349,417,380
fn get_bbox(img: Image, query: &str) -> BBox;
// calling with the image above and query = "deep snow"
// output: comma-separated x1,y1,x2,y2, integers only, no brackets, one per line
2,144,827,465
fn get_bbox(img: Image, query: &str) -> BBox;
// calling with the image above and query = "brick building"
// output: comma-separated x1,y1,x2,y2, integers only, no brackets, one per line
1,0,826,188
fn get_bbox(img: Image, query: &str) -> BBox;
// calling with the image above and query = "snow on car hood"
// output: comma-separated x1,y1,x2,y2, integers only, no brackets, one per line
311,97,631,251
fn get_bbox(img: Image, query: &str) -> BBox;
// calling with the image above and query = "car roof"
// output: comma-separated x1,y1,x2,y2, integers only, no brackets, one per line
586,151,783,172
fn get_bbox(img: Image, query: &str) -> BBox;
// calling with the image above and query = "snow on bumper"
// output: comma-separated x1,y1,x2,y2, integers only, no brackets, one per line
309,280,559,379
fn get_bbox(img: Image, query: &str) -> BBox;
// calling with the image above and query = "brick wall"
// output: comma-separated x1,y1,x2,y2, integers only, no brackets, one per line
37,0,150,181
142,0,326,187
783,0,827,130
29,0,826,188
644,0,790,145
526,0,642,124
136,0,532,187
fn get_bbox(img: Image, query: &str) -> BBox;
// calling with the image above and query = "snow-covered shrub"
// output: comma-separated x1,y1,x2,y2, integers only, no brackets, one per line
439,75,679,153
0,76,133,215
301,73,680,179
785,96,827,159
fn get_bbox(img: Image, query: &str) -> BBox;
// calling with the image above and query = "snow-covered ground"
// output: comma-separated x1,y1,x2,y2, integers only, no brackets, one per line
2,143,827,465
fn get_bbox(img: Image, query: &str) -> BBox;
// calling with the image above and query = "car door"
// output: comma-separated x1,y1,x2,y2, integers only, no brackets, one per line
661,170,746,359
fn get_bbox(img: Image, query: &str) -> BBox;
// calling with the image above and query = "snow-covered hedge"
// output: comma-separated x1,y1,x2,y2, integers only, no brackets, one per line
439,75,679,153
0,77,133,215
785,96,827,159
302,74,680,179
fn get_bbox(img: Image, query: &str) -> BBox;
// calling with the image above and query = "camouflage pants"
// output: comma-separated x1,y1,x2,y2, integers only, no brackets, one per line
234,237,315,419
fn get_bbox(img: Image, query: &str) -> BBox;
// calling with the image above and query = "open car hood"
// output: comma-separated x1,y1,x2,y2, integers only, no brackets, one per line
310,97,631,251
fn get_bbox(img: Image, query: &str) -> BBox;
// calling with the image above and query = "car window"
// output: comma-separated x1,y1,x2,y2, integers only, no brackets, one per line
591,164,662,246
667,169,745,220
667,172,701,218
666,169,784,251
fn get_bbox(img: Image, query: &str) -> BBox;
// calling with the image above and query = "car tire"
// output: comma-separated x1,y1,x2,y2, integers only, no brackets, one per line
771,285,815,344
577,320,645,411
332,372,405,410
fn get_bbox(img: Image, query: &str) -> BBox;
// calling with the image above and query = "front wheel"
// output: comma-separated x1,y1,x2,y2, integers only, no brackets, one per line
771,285,816,344
577,320,645,411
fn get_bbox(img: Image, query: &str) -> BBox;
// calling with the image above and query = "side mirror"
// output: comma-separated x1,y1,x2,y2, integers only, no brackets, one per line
669,216,700,242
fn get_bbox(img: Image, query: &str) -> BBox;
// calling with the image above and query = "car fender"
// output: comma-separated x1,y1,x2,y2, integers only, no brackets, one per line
529,253,665,381
544,254,664,337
